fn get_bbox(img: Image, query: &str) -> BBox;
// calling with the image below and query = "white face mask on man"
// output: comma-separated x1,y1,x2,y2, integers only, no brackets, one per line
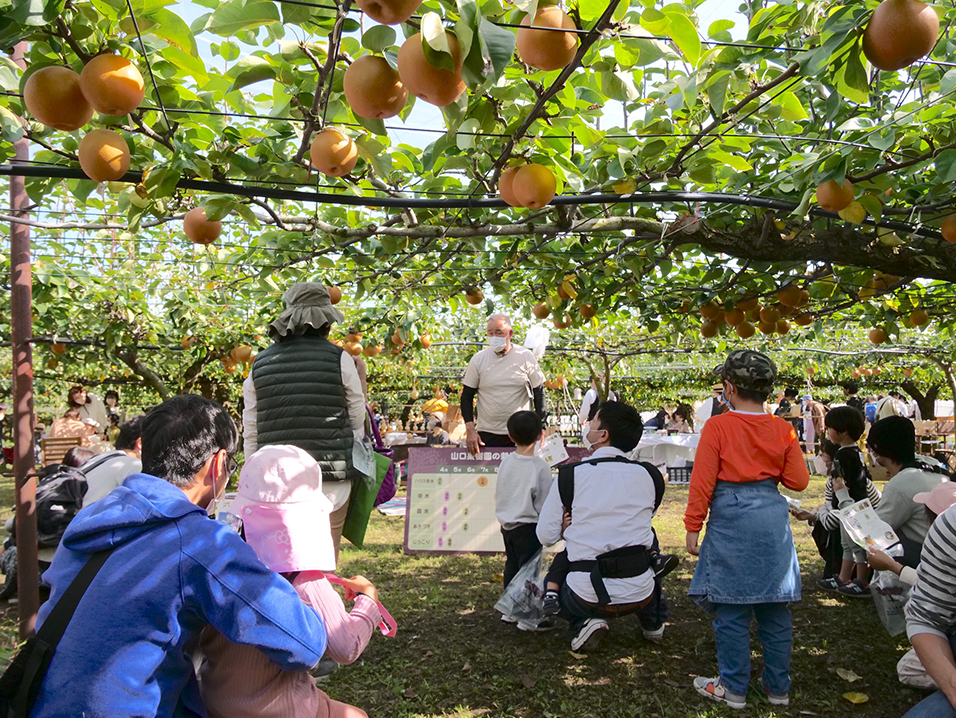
583,427,606,451
487,336,508,353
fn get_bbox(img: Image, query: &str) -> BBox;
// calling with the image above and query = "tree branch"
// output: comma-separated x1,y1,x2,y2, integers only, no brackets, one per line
115,348,172,399
491,0,625,181
667,63,800,175
292,0,353,165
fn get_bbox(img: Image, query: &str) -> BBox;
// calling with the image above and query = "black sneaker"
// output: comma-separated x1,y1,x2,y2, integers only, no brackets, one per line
542,591,560,616
653,553,680,579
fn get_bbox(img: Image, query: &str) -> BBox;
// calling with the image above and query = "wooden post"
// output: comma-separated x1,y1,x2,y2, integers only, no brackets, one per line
10,41,39,639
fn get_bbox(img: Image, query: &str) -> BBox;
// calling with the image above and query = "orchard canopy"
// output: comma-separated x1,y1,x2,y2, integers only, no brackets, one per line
2,0,956,408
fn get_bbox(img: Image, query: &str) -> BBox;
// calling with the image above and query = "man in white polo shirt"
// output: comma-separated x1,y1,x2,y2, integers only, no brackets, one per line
461,314,546,455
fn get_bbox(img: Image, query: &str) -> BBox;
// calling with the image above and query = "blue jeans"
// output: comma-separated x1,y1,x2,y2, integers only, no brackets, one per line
903,691,956,718
712,602,792,696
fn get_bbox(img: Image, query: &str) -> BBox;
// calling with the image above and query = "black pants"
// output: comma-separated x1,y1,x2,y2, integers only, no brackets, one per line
479,432,515,448
546,531,670,631
812,522,844,578
898,533,923,569
501,523,541,589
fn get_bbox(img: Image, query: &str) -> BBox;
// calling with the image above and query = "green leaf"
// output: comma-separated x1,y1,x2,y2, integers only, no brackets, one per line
941,68,956,96
708,19,734,39
639,8,669,34
226,56,277,90
11,0,66,26
143,8,199,56
163,46,208,85
791,187,814,218
688,163,716,185
576,0,605,24
0,106,24,143
867,127,896,151
203,194,239,222
936,149,956,183
421,12,455,72
353,115,388,136
706,71,728,118
838,47,869,104
663,12,700,66
362,25,396,54
477,16,515,83
772,91,808,121
207,0,280,37
0,57,21,92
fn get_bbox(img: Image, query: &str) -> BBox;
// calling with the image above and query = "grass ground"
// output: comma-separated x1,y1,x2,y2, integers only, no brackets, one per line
0,474,930,717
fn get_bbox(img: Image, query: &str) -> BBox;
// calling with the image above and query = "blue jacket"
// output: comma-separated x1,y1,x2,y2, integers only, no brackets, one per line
30,474,327,718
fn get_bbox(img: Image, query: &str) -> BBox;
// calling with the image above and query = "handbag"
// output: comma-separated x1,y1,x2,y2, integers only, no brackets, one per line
0,547,115,717
367,407,396,507
341,408,394,548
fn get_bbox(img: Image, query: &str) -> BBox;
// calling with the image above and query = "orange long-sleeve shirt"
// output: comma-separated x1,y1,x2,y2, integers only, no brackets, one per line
684,411,810,532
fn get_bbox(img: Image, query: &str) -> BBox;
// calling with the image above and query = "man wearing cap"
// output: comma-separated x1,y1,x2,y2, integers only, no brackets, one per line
461,314,546,455
685,350,809,710
242,282,366,555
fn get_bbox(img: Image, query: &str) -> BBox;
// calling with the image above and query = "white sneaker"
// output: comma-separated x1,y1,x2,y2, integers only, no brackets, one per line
642,624,665,643
693,676,746,710
500,614,518,624
570,618,609,652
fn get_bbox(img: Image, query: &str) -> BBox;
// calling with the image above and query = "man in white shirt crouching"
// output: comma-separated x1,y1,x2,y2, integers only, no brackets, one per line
537,401,661,652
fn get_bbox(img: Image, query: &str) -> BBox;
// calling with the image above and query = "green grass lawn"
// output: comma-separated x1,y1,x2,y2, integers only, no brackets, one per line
0,474,931,717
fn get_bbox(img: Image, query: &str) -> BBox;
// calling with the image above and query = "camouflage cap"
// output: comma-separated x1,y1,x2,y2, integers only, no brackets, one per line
714,349,777,394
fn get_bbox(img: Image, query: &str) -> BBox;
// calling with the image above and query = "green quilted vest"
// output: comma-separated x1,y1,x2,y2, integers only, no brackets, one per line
251,334,353,482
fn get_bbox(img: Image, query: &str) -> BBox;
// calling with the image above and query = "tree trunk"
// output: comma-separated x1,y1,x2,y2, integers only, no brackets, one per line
900,381,939,420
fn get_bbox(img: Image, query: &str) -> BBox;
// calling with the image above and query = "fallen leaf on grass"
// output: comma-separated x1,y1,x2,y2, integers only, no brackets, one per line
799,712,818,716
493,573,503,582
568,650,587,660
462,662,471,674
403,688,417,699
421,651,434,661
663,679,679,687
836,668,862,683
457,608,475,616
843,692,869,704
521,675,536,688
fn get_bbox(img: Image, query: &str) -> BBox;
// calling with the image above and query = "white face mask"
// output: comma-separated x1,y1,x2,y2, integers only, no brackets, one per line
583,428,604,451
488,336,508,353
207,463,225,518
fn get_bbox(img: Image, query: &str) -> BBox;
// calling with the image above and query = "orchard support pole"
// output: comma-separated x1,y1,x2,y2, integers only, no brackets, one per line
10,42,39,639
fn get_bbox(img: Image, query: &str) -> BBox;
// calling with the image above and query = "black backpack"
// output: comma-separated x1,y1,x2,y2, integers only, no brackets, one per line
13,464,89,549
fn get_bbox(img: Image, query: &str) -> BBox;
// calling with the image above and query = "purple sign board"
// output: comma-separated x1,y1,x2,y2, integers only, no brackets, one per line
402,445,590,555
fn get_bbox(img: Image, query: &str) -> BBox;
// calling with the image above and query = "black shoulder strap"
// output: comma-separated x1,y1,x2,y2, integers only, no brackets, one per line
557,457,666,515
78,451,122,476
637,461,666,513
36,549,115,643
12,548,115,716
557,463,575,516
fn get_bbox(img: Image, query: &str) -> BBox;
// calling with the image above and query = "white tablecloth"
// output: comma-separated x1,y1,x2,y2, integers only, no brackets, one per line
383,433,427,448
634,433,699,467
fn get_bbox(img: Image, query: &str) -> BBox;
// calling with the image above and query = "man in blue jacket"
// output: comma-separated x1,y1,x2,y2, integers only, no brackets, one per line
30,394,328,718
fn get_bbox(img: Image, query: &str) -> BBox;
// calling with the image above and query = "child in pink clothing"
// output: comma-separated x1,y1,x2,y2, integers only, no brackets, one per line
198,445,382,718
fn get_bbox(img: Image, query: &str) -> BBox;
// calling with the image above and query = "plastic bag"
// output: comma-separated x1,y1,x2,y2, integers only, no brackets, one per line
494,549,549,626
897,648,937,689
870,568,910,637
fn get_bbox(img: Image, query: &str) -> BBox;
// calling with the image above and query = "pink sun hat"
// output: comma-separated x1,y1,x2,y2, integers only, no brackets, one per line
230,445,336,573
913,481,956,516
